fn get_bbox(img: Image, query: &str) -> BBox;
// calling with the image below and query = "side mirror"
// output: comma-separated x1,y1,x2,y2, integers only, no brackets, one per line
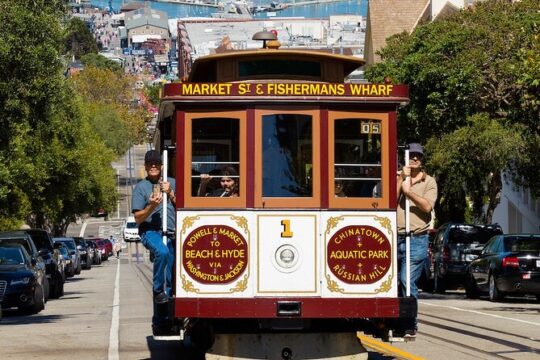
38,249,49,257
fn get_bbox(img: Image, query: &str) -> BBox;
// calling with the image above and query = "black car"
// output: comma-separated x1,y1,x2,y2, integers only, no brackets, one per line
24,229,65,298
0,244,46,313
0,231,49,300
431,223,503,293
53,237,81,276
465,234,540,302
74,237,92,270
56,244,73,278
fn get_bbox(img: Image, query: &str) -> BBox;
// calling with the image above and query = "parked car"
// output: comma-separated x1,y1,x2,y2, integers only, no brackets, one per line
23,229,65,298
431,223,503,293
103,237,115,257
56,243,73,278
85,240,101,265
0,244,46,313
465,234,540,302
53,237,81,276
88,238,109,261
73,237,92,270
123,216,140,242
0,231,49,300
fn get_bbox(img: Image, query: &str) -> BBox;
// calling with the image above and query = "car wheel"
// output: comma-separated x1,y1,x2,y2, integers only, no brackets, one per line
434,267,446,294
25,283,45,314
488,274,504,302
75,262,82,275
43,277,50,302
464,274,479,299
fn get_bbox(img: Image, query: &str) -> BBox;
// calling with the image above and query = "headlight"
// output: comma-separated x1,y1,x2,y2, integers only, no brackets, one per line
80,251,87,254
11,277,30,285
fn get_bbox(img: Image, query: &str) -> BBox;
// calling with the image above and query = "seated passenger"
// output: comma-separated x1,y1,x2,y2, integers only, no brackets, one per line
198,166,239,197
335,180,347,197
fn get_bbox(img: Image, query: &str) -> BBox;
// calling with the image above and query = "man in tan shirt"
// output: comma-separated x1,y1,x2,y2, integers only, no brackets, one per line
396,143,437,337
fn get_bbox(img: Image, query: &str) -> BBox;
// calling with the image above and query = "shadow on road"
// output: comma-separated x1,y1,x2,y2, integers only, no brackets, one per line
145,336,206,360
0,309,65,324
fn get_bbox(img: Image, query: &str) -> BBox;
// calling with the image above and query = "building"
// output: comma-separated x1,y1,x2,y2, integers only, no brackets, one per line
124,7,170,49
364,0,465,65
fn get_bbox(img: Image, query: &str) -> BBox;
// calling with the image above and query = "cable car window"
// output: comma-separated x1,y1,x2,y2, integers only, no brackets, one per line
239,60,321,77
334,119,382,198
191,118,240,197
262,114,312,197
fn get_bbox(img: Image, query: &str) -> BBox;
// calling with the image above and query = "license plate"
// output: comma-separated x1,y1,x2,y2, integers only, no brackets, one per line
536,260,540,267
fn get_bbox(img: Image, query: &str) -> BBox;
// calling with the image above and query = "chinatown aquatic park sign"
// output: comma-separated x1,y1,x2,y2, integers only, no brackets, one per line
166,83,404,97
182,225,248,284
327,225,391,284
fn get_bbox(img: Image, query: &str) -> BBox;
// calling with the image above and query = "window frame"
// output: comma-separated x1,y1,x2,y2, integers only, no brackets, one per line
183,110,247,208
328,111,390,209
254,107,321,208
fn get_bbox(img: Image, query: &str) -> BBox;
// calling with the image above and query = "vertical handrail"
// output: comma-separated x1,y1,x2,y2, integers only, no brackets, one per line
162,149,168,294
404,148,411,297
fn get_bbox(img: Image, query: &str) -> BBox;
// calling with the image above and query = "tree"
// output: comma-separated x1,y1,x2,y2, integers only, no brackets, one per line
64,17,98,60
365,0,540,223
81,53,122,73
0,1,120,233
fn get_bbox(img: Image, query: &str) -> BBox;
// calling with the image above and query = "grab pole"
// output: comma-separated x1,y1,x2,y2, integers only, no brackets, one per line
404,148,411,297
162,149,168,294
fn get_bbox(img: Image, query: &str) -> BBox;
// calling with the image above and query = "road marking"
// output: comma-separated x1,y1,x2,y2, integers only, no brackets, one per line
79,220,88,237
108,259,121,360
358,334,424,360
420,301,540,326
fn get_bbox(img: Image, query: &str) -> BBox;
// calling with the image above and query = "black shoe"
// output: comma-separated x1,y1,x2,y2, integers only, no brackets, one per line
154,291,169,304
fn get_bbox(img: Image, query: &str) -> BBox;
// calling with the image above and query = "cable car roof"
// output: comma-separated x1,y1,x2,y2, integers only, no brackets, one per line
188,49,366,83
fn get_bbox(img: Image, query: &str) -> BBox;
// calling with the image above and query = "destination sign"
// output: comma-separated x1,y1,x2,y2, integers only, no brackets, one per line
182,225,248,284
168,83,398,97
327,225,391,284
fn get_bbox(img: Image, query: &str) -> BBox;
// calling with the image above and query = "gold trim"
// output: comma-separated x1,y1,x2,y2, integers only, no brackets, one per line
324,213,396,295
231,215,249,237
229,274,249,293
374,215,393,238
326,274,345,293
181,216,200,235
181,274,200,293
374,275,393,294
325,216,344,235
178,213,251,295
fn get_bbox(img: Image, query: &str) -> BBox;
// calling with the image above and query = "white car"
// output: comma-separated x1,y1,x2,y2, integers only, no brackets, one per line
123,216,140,242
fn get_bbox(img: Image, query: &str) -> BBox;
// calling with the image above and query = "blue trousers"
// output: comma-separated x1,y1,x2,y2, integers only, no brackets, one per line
141,230,174,294
397,233,429,329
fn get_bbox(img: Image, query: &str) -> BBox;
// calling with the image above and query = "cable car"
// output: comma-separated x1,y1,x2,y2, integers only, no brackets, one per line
155,38,415,357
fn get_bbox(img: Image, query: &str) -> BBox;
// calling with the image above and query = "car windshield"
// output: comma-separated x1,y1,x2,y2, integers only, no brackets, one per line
26,231,53,251
448,226,502,245
55,239,75,250
504,236,540,252
126,222,138,229
0,238,31,254
0,247,25,264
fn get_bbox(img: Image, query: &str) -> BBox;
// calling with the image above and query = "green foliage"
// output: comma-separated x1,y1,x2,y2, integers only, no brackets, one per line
366,0,540,222
81,53,122,73
64,17,98,60
0,1,120,233
144,84,163,107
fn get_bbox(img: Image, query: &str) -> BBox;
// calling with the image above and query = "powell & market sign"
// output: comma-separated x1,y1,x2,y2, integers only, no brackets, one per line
171,83,398,97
